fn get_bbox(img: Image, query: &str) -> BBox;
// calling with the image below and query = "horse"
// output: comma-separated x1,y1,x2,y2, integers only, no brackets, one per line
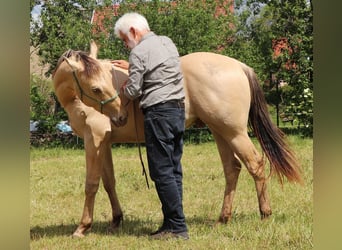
52,41,302,238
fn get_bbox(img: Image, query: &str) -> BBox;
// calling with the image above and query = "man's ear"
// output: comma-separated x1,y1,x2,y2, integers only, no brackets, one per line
129,27,136,38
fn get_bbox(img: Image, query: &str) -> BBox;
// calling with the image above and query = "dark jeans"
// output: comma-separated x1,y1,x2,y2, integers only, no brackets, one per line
144,104,187,233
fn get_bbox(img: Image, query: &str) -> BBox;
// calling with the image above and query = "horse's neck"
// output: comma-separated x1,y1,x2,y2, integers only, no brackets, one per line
53,62,82,110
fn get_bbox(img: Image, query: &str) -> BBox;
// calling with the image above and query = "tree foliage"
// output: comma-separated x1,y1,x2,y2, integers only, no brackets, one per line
30,0,236,72
116,0,235,56
30,0,97,76
248,0,313,136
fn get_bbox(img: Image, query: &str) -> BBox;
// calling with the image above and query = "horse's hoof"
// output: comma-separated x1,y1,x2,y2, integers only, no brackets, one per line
112,214,123,228
261,214,272,220
216,214,231,225
260,210,272,220
72,231,85,238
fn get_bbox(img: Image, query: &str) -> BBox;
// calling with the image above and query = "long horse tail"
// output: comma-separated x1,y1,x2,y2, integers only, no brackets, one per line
241,63,303,185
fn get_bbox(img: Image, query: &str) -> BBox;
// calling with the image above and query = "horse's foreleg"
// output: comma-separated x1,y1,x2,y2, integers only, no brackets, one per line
101,143,123,231
230,134,272,219
73,144,102,238
212,132,242,224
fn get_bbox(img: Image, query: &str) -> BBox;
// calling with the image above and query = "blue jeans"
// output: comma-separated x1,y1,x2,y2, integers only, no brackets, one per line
144,105,187,233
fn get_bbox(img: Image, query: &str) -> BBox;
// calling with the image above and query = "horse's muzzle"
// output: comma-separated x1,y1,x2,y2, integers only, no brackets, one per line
111,114,128,127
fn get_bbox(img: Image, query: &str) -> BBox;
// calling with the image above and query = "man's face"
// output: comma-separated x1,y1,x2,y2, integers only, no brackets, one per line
120,29,138,50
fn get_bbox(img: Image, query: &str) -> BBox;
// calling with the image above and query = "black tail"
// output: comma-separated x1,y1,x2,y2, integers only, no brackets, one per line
241,63,302,185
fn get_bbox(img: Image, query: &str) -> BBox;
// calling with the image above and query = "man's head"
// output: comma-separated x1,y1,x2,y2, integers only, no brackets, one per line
114,12,150,49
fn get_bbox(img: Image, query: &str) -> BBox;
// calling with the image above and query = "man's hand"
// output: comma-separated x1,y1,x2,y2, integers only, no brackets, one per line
111,60,129,70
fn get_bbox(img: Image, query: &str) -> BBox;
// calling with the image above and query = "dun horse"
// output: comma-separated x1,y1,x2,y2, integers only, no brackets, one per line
52,41,302,237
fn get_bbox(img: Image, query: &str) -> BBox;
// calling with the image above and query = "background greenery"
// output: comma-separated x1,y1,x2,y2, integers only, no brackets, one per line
30,0,313,143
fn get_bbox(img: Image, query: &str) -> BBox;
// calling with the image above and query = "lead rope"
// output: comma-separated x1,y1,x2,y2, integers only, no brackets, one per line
112,66,120,95
115,65,150,189
133,100,150,189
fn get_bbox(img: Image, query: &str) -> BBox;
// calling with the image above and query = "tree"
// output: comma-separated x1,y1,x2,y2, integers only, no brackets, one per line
221,1,268,80
249,0,313,136
30,0,97,76
117,0,235,56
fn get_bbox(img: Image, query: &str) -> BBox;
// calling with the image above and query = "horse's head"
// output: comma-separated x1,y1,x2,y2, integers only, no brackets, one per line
60,42,128,127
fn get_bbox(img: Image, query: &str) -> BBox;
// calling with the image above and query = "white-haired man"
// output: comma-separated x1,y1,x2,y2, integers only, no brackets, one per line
112,12,188,240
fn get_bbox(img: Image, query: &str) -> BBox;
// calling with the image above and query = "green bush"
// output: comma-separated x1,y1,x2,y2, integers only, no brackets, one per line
30,74,81,148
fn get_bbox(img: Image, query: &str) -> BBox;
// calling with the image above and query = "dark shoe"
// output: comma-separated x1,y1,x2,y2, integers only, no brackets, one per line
150,230,189,240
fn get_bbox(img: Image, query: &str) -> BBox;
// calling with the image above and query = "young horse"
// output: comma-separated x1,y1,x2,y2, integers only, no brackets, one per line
53,41,302,237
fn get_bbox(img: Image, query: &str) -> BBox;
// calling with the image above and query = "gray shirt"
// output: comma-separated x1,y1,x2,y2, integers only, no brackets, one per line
124,32,185,109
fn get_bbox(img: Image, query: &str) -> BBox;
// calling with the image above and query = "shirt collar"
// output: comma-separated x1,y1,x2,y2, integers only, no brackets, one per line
140,31,155,43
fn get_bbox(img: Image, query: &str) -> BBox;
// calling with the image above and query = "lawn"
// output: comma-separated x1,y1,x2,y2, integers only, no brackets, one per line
30,135,313,249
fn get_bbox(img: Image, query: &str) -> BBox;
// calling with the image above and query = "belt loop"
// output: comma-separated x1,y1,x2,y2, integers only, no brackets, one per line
142,99,184,114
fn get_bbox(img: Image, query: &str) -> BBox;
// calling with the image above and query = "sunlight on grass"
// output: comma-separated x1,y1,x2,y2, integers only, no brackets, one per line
30,135,313,249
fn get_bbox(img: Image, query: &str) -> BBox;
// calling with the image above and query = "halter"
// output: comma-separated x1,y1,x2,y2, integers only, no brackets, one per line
71,71,119,113
63,53,119,114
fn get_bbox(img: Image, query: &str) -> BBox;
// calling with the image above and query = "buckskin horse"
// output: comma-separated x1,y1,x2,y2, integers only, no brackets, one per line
52,41,302,237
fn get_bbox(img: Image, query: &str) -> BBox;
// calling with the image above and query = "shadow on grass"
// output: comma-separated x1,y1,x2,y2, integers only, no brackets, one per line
30,216,154,240
186,211,290,228
30,212,289,240
30,214,219,240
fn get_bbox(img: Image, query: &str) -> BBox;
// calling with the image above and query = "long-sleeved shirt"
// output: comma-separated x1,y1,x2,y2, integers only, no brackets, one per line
124,32,185,109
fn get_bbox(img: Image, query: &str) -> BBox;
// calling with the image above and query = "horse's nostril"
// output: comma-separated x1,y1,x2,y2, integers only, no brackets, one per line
120,114,128,122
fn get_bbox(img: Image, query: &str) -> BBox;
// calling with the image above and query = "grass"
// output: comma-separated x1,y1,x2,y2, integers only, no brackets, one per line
30,135,313,249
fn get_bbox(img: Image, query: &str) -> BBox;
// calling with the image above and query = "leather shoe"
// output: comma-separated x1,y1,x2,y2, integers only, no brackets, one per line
150,229,189,240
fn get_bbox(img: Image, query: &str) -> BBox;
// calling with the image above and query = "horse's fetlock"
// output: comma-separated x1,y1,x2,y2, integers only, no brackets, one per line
73,222,92,238
81,218,93,228
112,213,123,228
218,213,231,224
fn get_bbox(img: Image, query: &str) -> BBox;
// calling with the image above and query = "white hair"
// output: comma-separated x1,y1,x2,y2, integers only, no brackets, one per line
114,12,150,37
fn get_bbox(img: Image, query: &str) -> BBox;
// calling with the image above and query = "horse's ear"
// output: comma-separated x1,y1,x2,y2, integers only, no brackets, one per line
63,56,82,72
89,40,98,59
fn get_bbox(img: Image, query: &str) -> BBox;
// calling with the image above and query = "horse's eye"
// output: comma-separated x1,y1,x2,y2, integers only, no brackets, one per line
92,87,101,94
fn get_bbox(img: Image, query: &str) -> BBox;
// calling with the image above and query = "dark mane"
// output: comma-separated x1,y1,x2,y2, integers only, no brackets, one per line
77,51,101,77
52,49,101,78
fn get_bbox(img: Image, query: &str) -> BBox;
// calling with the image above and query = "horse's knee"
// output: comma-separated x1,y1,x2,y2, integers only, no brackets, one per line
85,182,99,196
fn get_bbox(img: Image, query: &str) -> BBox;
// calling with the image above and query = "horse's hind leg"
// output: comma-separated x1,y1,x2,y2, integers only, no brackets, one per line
230,133,272,219
212,131,242,224
101,143,123,231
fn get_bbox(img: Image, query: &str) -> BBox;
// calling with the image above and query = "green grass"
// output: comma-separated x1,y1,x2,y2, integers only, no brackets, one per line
30,135,313,249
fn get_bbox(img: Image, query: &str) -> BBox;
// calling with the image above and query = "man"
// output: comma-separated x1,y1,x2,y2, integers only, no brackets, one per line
112,12,188,240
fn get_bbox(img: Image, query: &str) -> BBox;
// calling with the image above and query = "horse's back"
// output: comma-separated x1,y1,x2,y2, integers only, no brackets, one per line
180,52,251,133
181,52,246,76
